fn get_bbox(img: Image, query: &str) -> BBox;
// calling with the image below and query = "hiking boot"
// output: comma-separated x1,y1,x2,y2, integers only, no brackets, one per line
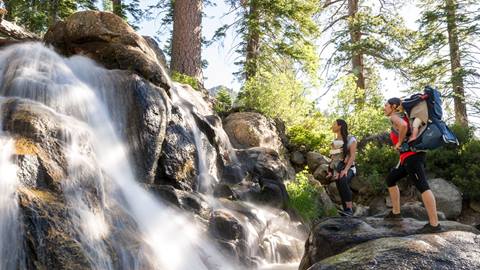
417,223,442,234
383,211,402,220
339,208,353,217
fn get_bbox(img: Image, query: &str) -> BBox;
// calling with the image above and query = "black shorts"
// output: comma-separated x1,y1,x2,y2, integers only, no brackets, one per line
385,152,430,193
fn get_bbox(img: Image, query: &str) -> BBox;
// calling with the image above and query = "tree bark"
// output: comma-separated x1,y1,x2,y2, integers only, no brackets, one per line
49,0,60,27
245,1,260,81
348,0,365,105
170,0,203,84
446,0,468,127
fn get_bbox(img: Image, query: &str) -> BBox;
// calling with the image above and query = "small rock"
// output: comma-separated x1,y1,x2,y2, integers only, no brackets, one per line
291,151,305,165
306,152,330,171
470,200,480,213
313,164,329,182
208,210,245,241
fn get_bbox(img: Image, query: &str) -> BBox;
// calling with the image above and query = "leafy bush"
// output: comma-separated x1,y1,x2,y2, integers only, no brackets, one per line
286,168,337,223
237,68,313,126
286,169,320,223
287,112,333,154
356,143,398,195
171,71,199,89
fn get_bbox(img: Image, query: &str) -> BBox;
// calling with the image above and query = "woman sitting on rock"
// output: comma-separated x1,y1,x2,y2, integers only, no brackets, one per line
327,119,357,216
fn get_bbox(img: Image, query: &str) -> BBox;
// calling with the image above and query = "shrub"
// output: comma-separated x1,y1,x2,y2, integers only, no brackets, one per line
213,87,233,114
287,112,333,154
286,168,337,223
171,71,199,90
356,142,398,195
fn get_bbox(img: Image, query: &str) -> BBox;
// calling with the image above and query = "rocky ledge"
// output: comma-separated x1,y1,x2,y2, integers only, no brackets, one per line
300,217,480,270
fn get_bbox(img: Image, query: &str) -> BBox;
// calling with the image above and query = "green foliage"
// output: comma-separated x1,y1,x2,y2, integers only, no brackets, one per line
171,71,199,90
286,168,337,223
287,112,332,155
356,143,398,195
404,0,480,109
237,67,313,125
320,1,412,84
4,0,144,34
213,87,232,114
331,74,390,140
6,0,97,33
220,0,321,81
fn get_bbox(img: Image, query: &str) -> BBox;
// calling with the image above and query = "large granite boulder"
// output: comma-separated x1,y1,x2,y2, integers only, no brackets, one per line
420,178,462,219
309,231,480,269
299,217,479,270
223,112,284,154
44,11,171,90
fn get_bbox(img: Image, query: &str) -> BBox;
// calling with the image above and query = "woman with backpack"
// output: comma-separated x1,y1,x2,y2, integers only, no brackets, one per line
326,119,357,216
383,97,441,233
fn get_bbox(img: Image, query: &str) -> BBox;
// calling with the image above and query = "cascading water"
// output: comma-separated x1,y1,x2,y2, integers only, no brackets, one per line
0,101,25,270
167,85,306,268
0,42,234,270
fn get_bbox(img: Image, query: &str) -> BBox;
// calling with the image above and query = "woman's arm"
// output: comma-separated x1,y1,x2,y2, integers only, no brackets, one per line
390,114,408,150
339,140,357,179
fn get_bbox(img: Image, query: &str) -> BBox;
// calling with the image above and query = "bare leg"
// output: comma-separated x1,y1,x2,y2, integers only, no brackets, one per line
346,201,353,209
421,190,439,226
388,185,401,214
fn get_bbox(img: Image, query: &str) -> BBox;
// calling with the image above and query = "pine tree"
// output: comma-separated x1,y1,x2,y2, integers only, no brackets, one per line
218,0,321,81
407,0,479,127
319,0,412,106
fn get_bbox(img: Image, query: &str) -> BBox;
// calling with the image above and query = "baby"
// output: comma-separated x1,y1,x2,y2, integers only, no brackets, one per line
408,100,428,142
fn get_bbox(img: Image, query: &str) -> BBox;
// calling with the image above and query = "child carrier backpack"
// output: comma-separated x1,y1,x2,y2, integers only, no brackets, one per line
401,86,459,151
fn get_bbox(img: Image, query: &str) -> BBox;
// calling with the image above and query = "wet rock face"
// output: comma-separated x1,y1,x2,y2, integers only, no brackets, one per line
0,98,100,269
19,189,90,270
155,107,198,191
44,11,171,90
101,71,169,184
1,98,76,190
309,231,480,270
299,217,480,270
209,210,245,241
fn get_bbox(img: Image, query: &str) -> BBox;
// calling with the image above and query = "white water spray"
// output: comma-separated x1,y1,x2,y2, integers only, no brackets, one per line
0,102,25,270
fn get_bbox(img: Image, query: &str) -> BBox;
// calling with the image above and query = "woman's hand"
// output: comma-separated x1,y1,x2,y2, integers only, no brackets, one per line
394,142,402,151
338,169,348,179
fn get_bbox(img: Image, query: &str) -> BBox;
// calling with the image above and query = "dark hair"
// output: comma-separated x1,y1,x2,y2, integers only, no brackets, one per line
336,119,349,158
387,97,401,107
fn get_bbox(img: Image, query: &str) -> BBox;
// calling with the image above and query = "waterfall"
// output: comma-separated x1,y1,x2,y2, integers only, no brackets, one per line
0,42,233,270
0,101,25,270
0,42,305,270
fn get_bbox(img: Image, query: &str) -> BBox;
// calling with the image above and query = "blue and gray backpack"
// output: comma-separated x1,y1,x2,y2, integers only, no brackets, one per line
401,86,459,151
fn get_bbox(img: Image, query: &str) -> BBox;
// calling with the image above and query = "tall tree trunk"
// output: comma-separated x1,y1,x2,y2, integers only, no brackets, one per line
170,0,203,85
348,0,365,106
446,0,468,127
112,0,123,17
49,0,60,27
245,1,260,81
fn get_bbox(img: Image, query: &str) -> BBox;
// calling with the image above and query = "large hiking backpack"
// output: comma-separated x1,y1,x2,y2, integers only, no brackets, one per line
401,86,459,151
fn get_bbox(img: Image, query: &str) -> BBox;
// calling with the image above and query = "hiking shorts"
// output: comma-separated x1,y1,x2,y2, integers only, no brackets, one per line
385,152,430,194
